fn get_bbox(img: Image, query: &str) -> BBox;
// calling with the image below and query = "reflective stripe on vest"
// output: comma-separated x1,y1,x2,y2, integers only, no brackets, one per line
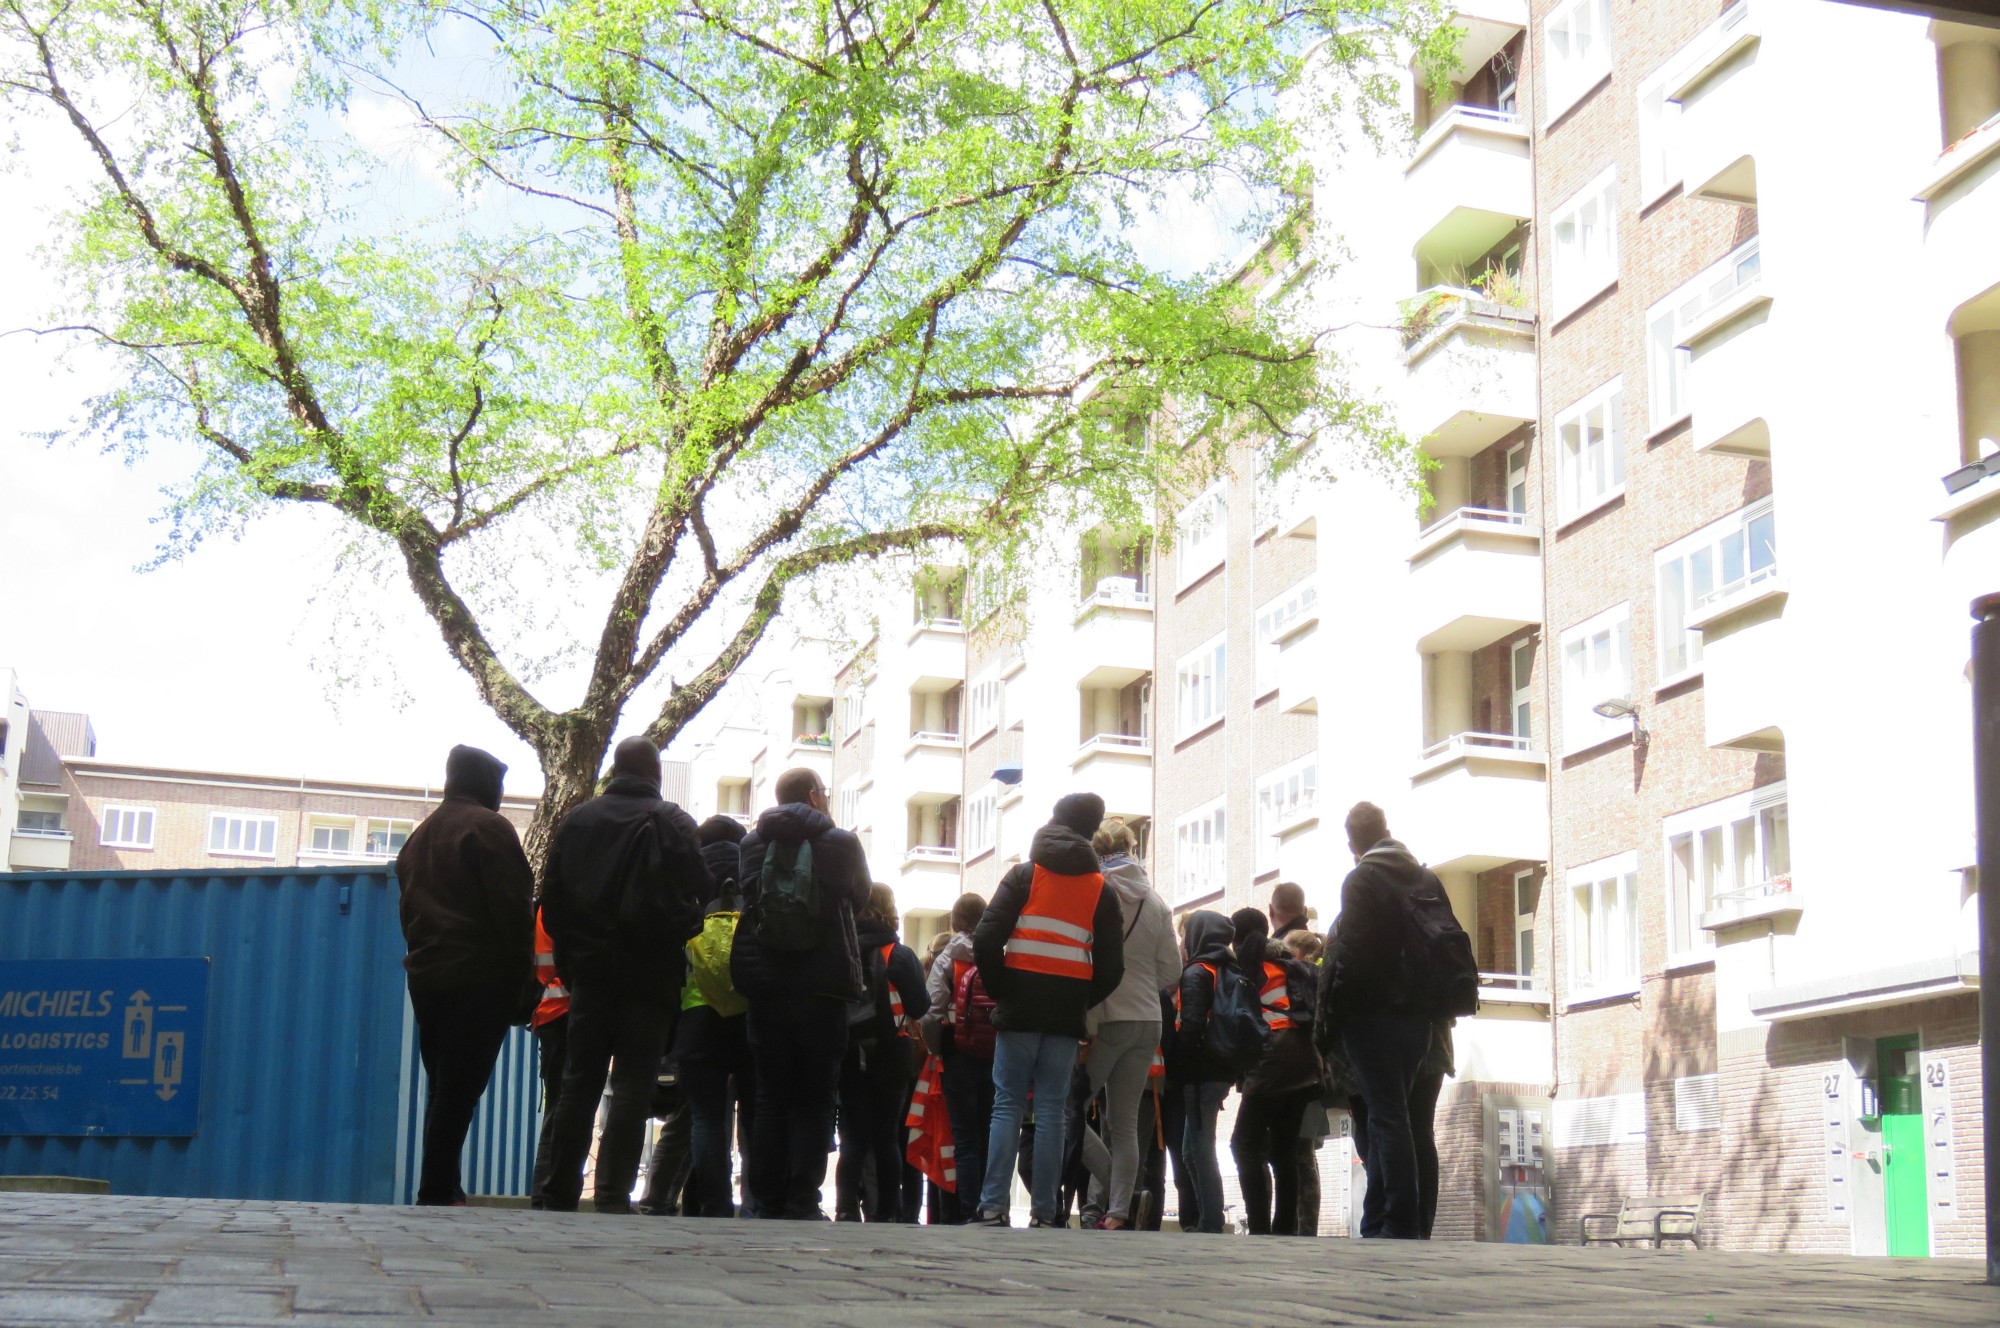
533,908,570,1026
881,943,907,1034
1002,864,1104,980
948,957,969,1024
1260,962,1293,1032
1148,1046,1165,1079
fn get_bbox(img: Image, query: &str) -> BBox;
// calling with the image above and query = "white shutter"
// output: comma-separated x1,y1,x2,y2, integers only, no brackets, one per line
1554,1092,1647,1148
1674,1074,1722,1132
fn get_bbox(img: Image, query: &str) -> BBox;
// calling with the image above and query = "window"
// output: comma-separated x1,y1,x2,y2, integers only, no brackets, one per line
1254,581,1317,697
1646,238,1762,433
1567,850,1639,998
365,818,414,857
837,785,864,830
1510,637,1535,742
1254,758,1318,877
1544,0,1613,122
1001,802,1030,861
1636,66,1682,205
1550,167,1618,317
1176,634,1226,738
1674,1074,1721,1132
718,778,751,817
1514,869,1540,978
100,805,156,849
209,813,278,858
1505,443,1528,516
841,684,868,735
1175,485,1227,588
1174,799,1226,904
965,789,998,858
1656,498,1778,685
1560,604,1632,754
308,821,353,855
17,809,64,836
1555,378,1626,523
1665,782,1790,961
966,673,1004,742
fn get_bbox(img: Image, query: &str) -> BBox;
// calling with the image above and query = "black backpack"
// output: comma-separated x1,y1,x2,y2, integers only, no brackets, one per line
746,838,825,951
1400,868,1480,1019
846,943,897,1047
1204,962,1269,1074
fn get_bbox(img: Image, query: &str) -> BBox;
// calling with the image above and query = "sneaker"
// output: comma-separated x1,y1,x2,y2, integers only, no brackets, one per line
967,1211,1010,1227
1026,1215,1058,1229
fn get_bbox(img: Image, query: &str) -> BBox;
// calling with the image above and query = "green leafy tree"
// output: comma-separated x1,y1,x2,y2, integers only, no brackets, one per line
3,0,1446,865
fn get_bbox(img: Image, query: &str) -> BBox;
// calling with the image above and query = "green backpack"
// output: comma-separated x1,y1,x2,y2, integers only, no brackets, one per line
686,882,748,1017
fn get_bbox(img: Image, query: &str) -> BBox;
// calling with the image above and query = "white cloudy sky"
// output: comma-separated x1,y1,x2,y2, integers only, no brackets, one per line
0,42,1251,794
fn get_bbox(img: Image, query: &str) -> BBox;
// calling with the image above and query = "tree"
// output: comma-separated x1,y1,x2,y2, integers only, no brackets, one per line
3,0,1447,866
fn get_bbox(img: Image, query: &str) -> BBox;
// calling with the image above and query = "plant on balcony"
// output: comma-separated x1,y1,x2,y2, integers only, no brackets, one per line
1471,265,1529,311
1399,290,1463,346
794,733,832,748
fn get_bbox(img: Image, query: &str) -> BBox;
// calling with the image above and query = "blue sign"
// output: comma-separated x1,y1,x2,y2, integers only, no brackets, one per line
0,958,208,1137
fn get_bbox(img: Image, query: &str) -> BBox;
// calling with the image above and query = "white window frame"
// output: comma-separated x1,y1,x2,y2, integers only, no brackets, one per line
1655,496,1778,688
837,786,864,830
1175,633,1227,740
965,788,999,859
1646,237,1762,435
1554,377,1626,525
365,817,414,858
99,805,156,850
208,811,279,860
841,684,868,735
965,672,1004,743
1566,849,1639,1001
1544,0,1614,125
1664,781,1790,965
1254,580,1317,698
1549,166,1619,319
1254,756,1318,878
1510,637,1535,743
1175,484,1227,589
1173,798,1227,905
1560,603,1632,756
1514,868,1538,979
306,817,356,856
1505,442,1529,516
1636,64,1683,207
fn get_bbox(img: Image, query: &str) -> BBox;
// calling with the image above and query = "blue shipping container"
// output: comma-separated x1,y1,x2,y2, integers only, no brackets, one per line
0,867,540,1203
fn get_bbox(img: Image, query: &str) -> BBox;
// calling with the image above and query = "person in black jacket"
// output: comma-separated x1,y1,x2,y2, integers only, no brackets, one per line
1173,909,1237,1233
395,745,536,1206
1320,801,1436,1239
672,814,756,1217
732,766,872,1219
967,794,1124,1227
1227,909,1322,1237
536,738,709,1213
834,884,931,1221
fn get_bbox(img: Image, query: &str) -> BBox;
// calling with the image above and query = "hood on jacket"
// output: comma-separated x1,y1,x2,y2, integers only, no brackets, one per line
1099,853,1153,911
698,814,747,847
443,745,507,811
1361,837,1422,879
1029,822,1100,876
755,801,836,845
857,918,899,948
1183,909,1233,966
942,931,976,961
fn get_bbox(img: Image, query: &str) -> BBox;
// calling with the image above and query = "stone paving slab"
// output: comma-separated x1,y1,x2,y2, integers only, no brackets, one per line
0,1194,1990,1326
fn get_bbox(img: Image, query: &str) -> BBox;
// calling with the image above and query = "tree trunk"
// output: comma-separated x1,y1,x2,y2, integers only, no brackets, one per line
521,713,617,884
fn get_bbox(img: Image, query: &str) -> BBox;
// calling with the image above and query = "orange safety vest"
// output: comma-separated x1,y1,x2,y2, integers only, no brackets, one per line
1002,865,1104,980
532,909,569,1028
880,943,907,1035
948,957,970,1023
1259,961,1294,1033
905,1055,957,1192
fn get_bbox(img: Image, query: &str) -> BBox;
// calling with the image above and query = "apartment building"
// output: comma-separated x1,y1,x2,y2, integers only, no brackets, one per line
676,650,839,834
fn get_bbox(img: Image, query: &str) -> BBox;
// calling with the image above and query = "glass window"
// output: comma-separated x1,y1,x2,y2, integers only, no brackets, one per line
1664,783,1790,961
1176,635,1227,737
965,790,998,857
1655,498,1778,684
1254,580,1317,697
100,805,156,849
1636,67,1682,204
365,818,414,857
209,813,278,858
1560,604,1632,754
1506,444,1528,515
966,673,1004,741
1173,800,1227,904
1254,758,1318,877
1555,379,1626,522
309,822,353,854
1550,167,1618,316
1511,637,1535,742
1568,852,1639,996
1176,485,1227,588
1515,870,1540,978
1545,0,1613,120
17,809,63,835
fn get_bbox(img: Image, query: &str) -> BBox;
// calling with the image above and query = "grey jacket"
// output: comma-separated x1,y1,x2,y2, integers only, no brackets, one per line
1086,853,1181,1031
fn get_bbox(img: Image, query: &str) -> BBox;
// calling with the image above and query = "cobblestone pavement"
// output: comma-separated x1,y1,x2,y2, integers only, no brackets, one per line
0,1195,1992,1327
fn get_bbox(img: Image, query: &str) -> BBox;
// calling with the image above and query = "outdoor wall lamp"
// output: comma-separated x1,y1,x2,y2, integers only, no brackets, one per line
1592,697,1650,747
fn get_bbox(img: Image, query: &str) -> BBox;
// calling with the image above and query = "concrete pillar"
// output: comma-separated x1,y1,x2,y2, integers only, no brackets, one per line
1428,650,1474,744
1428,454,1470,520
1940,39,2000,146
1959,329,2000,464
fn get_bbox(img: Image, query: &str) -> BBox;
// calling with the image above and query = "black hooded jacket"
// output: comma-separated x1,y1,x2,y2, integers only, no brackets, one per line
540,775,709,1006
731,802,872,1003
1321,838,1435,1021
972,823,1125,1039
1172,910,1239,1084
395,746,536,993
853,916,933,1049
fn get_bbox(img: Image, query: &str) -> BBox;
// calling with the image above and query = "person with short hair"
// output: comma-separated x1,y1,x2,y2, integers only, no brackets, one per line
921,891,994,1222
1227,909,1321,1236
1268,882,1309,939
834,884,930,1221
968,794,1125,1227
733,766,873,1219
538,737,710,1213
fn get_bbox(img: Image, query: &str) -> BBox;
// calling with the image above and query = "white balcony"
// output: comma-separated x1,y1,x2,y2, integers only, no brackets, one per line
904,622,967,682
1691,573,1788,752
1453,996,1553,1086
1073,598,1154,688
1669,1,1764,205
1407,733,1548,874
901,733,964,798
1400,292,1536,457
1918,113,2000,341
1681,240,1771,458
1447,0,1527,73
8,830,73,871
1405,106,1531,275
1070,734,1152,817
897,850,965,912
1407,508,1542,653
1275,613,1320,716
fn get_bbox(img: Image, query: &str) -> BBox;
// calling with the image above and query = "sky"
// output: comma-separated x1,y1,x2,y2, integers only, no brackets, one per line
0,30,1255,796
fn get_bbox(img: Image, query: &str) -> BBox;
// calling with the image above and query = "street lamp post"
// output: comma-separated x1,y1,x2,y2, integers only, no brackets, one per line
1974,592,2000,1285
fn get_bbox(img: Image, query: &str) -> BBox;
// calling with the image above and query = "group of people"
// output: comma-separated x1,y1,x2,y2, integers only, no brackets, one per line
395,740,1461,1239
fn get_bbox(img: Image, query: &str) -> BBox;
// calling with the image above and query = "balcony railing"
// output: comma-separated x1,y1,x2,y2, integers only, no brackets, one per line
1693,561,1783,617
1678,237,1763,348
11,826,72,840
1078,576,1153,614
1419,731,1534,763
1713,874,1791,907
1478,971,1539,992
1415,504,1528,543
1408,103,1525,170
909,730,962,745
1077,732,1150,757
905,844,961,863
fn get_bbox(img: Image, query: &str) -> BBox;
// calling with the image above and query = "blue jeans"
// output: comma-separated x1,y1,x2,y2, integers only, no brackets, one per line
1181,1081,1229,1233
941,1049,995,1222
1343,1009,1433,1239
978,1029,1076,1221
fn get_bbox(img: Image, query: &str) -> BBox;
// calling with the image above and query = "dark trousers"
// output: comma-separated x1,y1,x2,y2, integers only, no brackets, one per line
939,1049,995,1223
538,981,674,1213
1295,1134,1322,1237
1232,1086,1314,1236
1412,1069,1445,1239
1136,1082,1167,1230
835,1046,912,1222
529,1014,570,1205
1343,1009,1433,1239
1159,1080,1193,1230
409,979,514,1206
640,1101,693,1213
747,998,847,1218
683,1061,755,1217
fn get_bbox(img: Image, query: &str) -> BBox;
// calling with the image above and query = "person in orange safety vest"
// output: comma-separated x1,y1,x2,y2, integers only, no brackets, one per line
527,907,570,1207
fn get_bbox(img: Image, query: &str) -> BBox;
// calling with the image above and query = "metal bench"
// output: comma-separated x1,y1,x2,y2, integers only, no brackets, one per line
1579,1195,1705,1248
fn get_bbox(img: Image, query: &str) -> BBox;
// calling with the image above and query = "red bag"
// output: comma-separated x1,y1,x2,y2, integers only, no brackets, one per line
953,960,999,1061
